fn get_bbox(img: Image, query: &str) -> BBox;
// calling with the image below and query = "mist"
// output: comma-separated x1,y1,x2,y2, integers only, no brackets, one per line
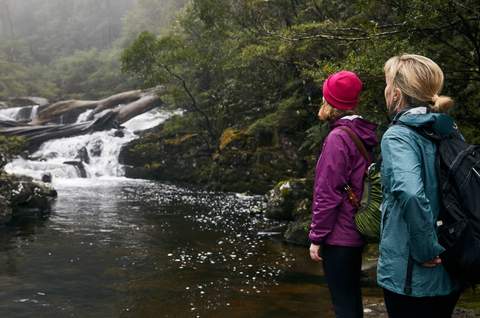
0,0,187,99
0,0,186,62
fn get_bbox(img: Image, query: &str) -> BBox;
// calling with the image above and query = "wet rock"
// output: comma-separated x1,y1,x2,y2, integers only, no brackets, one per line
89,139,103,157
0,153,7,170
114,129,125,138
119,103,310,194
283,217,310,246
15,106,36,122
264,179,313,245
64,160,87,178
41,173,52,183
0,173,57,224
120,131,210,184
76,146,90,164
265,178,310,221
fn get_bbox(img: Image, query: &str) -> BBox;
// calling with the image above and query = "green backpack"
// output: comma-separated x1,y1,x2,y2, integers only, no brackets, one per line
338,127,383,242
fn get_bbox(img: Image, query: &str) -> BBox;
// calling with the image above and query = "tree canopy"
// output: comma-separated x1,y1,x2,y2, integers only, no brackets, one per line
122,0,480,145
0,0,184,100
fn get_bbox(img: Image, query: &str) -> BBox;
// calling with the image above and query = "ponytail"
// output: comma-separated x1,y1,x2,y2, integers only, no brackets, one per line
431,94,454,113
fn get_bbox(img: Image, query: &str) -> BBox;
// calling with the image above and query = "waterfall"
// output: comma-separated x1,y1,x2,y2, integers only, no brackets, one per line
0,105,39,121
3,107,179,181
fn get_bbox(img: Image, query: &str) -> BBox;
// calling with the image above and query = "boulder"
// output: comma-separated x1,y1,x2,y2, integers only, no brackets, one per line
283,217,311,246
120,131,210,184
89,139,103,157
41,173,52,183
265,178,310,221
114,129,125,138
0,173,57,224
76,146,90,164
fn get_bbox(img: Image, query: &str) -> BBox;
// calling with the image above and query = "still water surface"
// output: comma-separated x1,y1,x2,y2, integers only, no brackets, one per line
0,178,345,318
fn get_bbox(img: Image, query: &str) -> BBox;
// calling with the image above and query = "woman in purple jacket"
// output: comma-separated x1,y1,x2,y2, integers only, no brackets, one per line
309,71,378,318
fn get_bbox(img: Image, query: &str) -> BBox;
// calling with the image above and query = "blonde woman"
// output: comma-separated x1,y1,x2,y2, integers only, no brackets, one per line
378,54,461,317
309,71,378,317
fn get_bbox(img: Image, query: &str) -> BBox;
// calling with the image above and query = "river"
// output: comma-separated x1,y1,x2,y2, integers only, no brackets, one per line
0,105,407,317
0,177,350,317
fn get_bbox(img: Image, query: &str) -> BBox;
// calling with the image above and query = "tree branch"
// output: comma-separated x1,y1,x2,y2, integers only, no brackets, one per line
161,64,215,150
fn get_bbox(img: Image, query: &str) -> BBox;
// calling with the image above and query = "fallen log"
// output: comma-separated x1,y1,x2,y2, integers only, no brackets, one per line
0,86,165,151
30,87,163,125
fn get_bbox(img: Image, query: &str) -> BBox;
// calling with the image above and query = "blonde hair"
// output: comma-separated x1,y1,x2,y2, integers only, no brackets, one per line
319,100,355,122
384,54,454,113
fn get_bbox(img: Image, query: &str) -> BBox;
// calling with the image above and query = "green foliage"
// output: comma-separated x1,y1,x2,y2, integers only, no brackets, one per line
0,136,25,160
121,0,480,152
300,122,330,153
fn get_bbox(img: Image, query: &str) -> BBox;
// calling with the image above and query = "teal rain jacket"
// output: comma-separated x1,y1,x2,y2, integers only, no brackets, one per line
377,107,458,297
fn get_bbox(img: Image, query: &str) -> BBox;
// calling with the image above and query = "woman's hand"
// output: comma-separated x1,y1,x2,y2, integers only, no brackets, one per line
422,256,442,268
309,243,323,262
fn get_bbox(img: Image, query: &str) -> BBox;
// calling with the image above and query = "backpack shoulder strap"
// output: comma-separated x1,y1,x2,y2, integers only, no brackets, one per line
337,126,371,163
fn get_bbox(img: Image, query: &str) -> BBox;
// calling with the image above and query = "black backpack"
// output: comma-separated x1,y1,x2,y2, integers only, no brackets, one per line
403,123,480,286
434,130,480,285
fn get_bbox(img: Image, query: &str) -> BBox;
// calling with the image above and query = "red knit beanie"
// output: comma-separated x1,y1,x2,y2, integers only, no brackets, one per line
322,71,363,110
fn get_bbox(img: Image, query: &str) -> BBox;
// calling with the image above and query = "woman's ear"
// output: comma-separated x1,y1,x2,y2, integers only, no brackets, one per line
393,88,402,102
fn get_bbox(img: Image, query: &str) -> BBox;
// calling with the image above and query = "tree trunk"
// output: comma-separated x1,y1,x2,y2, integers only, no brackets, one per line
31,87,163,125
0,87,165,151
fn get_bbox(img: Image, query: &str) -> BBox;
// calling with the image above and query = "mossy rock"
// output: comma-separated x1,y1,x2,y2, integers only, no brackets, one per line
292,198,312,219
164,133,199,145
218,128,247,151
265,178,310,220
120,104,311,194
284,217,310,246
0,173,57,223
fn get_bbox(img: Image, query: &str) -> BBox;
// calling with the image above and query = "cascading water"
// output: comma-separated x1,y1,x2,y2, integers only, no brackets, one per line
1,106,178,181
0,105,39,122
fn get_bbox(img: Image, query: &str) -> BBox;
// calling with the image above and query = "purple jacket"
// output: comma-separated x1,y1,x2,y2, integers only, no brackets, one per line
309,117,378,246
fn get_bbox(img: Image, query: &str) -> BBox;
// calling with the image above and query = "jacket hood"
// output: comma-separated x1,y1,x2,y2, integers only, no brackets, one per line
331,116,378,148
397,107,456,137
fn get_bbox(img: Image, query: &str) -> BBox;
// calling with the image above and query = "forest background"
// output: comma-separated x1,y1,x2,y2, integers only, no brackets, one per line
1,0,480,198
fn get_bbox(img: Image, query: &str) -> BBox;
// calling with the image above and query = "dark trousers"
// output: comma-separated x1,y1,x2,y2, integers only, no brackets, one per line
383,288,460,318
322,245,364,318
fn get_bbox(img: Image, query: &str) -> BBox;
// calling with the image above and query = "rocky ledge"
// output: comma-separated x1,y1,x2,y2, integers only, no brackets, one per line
261,178,313,245
0,171,57,224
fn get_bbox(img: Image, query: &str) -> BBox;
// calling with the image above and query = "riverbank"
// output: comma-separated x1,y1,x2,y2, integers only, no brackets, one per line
119,103,319,244
0,168,57,225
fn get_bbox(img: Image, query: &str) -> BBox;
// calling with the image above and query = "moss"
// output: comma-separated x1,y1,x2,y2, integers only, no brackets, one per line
144,162,162,170
164,133,198,145
120,95,311,195
218,128,244,151
284,217,311,246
